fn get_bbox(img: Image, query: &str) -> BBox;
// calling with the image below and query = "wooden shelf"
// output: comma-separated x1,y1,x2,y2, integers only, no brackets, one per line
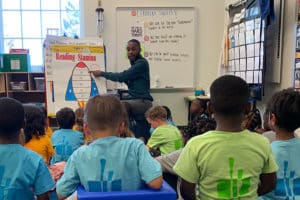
0,72,45,104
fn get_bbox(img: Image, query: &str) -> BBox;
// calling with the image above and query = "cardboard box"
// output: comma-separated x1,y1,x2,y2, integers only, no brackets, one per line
2,54,30,72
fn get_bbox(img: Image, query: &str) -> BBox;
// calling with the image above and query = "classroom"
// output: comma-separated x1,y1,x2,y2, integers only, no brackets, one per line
0,0,300,199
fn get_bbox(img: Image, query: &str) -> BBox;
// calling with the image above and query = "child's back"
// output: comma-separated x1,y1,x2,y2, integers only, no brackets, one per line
146,106,183,155
0,97,54,199
260,89,300,200
56,95,162,199
58,137,160,193
174,75,278,200
51,107,84,164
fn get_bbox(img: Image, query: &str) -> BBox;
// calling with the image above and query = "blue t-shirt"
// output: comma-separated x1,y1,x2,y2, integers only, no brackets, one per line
260,138,300,200
56,136,162,197
51,129,84,164
0,144,55,200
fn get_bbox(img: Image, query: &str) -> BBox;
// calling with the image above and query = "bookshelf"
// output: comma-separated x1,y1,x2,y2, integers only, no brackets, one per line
0,72,45,104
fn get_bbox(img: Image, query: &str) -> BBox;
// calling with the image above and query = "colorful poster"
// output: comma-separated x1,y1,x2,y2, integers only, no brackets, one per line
44,36,106,115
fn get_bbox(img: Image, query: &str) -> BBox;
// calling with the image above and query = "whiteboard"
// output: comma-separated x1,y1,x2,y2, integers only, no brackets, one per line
44,36,107,115
116,7,196,88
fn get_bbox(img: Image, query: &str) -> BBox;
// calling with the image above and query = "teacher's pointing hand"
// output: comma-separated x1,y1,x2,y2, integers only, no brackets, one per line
90,70,102,77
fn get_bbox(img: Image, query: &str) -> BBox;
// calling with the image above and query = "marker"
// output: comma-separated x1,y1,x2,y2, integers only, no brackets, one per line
165,86,174,88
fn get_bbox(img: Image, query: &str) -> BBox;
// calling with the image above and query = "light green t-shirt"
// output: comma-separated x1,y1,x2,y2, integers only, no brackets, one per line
173,129,278,200
147,125,183,155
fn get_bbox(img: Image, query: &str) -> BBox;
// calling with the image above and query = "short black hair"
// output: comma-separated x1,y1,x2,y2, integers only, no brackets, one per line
0,97,24,138
23,104,46,143
128,39,141,48
183,115,216,144
245,108,262,132
210,75,249,116
56,107,75,129
267,89,300,132
194,98,209,111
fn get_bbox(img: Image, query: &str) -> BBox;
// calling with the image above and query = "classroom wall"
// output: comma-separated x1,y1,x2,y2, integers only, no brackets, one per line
81,0,225,126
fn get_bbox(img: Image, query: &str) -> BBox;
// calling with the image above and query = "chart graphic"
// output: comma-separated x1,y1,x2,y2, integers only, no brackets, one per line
65,62,99,107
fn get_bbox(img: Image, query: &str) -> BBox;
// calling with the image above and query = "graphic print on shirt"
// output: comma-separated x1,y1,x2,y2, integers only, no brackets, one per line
87,159,122,192
275,161,300,199
65,62,99,107
0,165,21,199
217,157,251,198
54,136,73,161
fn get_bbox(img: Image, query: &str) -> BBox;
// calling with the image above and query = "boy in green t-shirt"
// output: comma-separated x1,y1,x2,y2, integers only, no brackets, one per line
146,106,183,155
173,75,278,200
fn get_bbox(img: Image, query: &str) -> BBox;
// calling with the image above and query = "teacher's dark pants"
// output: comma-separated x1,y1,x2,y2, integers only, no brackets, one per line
121,99,152,142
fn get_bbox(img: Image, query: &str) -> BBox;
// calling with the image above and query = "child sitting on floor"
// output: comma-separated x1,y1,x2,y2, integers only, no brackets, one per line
260,89,300,199
146,106,183,156
0,97,54,199
56,95,162,199
149,105,176,135
23,104,55,165
174,75,278,200
51,107,84,164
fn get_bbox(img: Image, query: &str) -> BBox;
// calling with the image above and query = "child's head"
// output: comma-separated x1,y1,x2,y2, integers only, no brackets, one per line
242,108,262,132
74,107,84,132
0,97,24,140
190,98,208,117
210,75,249,117
23,104,46,143
145,106,167,129
267,89,300,132
84,95,124,134
56,107,75,129
184,117,216,144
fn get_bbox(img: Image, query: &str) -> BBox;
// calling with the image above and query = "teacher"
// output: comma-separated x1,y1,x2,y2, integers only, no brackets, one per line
91,39,153,116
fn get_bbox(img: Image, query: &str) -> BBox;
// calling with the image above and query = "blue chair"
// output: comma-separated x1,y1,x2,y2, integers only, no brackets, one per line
77,181,176,200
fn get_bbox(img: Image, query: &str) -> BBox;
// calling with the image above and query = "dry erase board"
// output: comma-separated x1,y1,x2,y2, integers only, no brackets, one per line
116,7,196,88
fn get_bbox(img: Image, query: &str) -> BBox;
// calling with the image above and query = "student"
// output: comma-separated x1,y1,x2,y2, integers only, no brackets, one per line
43,107,54,138
146,106,183,156
259,109,277,142
56,95,162,199
119,106,135,138
260,89,300,200
156,116,216,199
189,98,209,121
0,97,54,199
174,75,278,200
73,107,84,133
241,108,262,132
23,104,55,164
157,116,216,174
182,99,213,144
51,107,84,164
149,105,176,135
